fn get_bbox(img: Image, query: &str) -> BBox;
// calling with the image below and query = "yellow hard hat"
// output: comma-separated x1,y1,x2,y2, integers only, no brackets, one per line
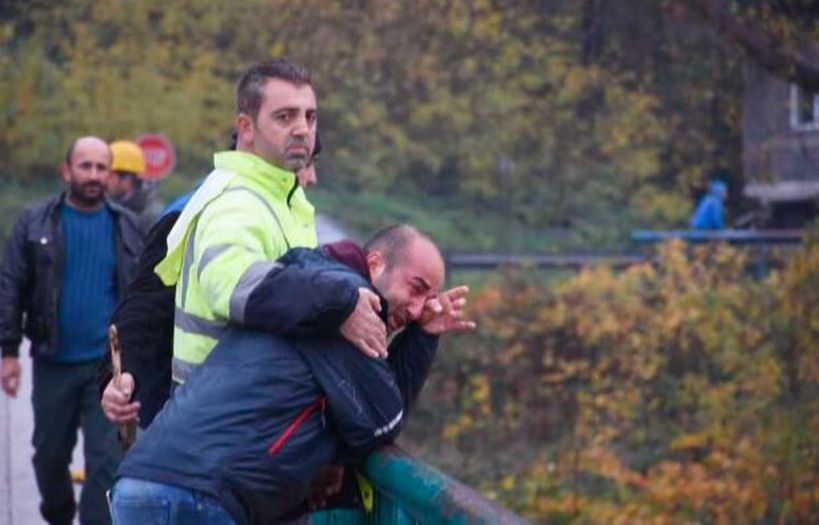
110,140,146,175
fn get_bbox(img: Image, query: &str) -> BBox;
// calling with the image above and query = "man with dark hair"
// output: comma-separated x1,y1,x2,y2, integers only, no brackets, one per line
154,58,387,386
99,131,324,430
236,60,313,123
101,58,384,407
0,136,143,525
109,226,474,524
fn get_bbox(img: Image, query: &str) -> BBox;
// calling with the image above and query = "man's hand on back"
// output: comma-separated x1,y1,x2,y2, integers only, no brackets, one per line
418,285,477,336
340,288,387,359
101,372,141,425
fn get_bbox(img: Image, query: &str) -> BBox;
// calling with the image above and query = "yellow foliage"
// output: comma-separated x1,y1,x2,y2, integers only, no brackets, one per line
438,240,819,523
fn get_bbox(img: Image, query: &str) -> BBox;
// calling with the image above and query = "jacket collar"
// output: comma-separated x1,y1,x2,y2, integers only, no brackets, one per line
47,192,123,219
213,151,297,198
322,240,369,280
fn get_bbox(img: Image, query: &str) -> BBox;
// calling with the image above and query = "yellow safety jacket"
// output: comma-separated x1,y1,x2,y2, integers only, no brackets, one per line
155,151,317,382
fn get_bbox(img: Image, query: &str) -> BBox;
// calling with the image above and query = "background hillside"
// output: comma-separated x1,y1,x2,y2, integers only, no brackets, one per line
0,0,767,249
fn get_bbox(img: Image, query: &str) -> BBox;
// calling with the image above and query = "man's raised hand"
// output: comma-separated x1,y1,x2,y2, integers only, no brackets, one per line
418,285,477,336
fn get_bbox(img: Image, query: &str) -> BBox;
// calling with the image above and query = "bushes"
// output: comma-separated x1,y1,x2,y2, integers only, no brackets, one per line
406,240,819,524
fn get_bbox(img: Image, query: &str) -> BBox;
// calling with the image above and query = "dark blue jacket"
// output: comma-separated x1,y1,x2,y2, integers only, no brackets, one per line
117,247,438,524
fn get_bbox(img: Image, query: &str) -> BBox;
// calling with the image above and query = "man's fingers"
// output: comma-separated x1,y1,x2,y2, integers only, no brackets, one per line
103,392,139,412
438,292,453,313
324,465,344,496
116,373,135,398
1,359,21,397
443,285,470,301
102,377,141,424
368,333,387,359
448,309,465,319
360,340,379,359
105,378,130,402
342,288,388,359
2,373,19,395
103,405,139,424
355,338,380,359
360,288,382,312
426,297,443,314
342,318,386,358
2,377,18,397
107,403,140,419
375,318,387,339
455,320,477,331
103,400,140,424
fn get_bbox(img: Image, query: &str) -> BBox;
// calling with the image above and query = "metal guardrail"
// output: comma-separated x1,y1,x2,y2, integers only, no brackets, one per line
446,253,645,270
310,445,530,525
630,229,804,244
445,230,805,271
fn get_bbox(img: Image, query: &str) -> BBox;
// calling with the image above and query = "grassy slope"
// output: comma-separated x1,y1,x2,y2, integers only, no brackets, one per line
309,184,627,254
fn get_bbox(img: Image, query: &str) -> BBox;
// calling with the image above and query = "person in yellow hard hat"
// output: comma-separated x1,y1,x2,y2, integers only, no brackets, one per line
108,140,164,235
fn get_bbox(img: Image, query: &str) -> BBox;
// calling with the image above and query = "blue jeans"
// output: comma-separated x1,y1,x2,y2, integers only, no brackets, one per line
110,478,236,525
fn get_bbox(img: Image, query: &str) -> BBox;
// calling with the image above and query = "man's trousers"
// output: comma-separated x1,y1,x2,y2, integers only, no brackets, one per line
32,358,121,525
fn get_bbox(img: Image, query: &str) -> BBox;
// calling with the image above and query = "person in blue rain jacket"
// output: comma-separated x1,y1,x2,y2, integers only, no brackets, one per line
690,179,728,230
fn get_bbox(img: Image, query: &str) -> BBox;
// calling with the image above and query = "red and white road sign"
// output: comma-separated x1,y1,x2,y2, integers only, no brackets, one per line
136,133,176,180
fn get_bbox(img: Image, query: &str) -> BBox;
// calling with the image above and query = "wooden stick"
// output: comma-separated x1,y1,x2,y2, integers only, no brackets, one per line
109,325,136,452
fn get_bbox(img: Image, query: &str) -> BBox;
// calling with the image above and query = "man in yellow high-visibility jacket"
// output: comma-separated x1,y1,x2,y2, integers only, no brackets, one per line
155,59,387,384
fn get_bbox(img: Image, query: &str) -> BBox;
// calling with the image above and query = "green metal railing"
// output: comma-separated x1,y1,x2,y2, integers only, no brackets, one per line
310,445,529,525
630,228,804,245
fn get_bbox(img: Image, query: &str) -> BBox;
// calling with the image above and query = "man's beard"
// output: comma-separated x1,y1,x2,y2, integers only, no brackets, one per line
282,139,311,171
69,180,105,207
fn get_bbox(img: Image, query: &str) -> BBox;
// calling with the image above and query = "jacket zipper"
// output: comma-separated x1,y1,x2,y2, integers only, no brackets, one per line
286,177,298,207
267,396,326,456
50,202,63,350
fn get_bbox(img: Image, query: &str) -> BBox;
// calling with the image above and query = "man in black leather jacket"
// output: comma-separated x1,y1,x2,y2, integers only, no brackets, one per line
0,136,144,525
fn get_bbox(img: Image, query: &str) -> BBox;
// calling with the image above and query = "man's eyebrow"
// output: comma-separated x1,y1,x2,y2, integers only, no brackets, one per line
270,105,316,114
412,276,431,291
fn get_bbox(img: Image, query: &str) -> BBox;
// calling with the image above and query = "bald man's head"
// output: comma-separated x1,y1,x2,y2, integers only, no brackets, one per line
61,136,112,210
65,136,111,165
365,225,446,332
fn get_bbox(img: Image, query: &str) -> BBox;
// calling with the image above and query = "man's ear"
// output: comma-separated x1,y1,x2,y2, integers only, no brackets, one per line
235,113,254,146
366,250,386,282
59,163,71,184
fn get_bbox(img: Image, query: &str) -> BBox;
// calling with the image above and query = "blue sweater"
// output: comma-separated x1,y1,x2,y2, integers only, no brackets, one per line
56,205,118,362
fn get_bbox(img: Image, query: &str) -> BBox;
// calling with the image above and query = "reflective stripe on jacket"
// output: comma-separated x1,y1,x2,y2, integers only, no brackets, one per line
155,151,317,375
